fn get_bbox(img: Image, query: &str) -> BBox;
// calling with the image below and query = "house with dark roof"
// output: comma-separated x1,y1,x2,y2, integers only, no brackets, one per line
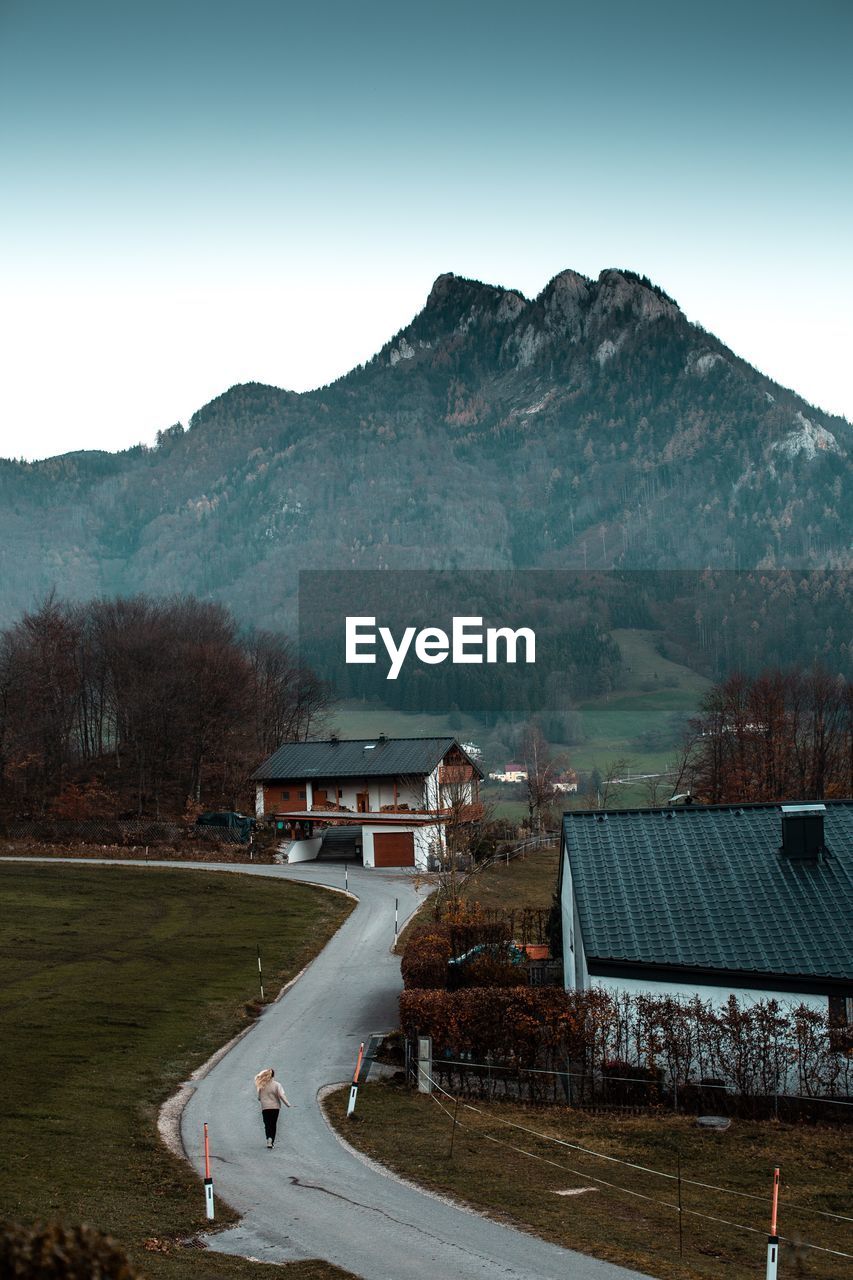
559,802,853,1036
252,736,483,868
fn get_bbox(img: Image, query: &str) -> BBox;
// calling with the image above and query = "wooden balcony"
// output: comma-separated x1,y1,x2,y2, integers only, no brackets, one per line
439,764,475,784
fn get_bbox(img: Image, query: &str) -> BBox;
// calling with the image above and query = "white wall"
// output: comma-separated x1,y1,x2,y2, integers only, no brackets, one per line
593,974,827,1013
425,761,475,809
361,822,436,869
285,836,323,863
559,845,588,991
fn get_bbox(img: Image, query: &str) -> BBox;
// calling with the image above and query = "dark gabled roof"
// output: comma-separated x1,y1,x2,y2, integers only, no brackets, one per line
562,802,853,983
253,736,482,781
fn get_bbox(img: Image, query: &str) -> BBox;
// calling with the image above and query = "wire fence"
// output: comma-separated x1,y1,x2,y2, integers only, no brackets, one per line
410,1047,853,1122
417,1064,853,1264
0,817,249,846
493,832,559,866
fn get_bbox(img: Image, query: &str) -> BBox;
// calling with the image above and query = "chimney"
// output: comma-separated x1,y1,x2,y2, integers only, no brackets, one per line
780,804,826,861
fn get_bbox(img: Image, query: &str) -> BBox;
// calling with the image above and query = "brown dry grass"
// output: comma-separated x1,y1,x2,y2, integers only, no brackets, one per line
326,1079,853,1279
395,844,560,954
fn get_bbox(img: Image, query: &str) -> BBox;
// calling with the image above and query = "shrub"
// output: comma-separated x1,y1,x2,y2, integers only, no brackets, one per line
0,1221,141,1279
399,986,852,1108
448,953,526,991
400,929,452,989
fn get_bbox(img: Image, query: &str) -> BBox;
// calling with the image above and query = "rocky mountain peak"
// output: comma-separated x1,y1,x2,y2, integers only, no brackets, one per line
423,272,510,314
533,269,592,338
590,269,682,324
539,268,591,303
392,272,528,357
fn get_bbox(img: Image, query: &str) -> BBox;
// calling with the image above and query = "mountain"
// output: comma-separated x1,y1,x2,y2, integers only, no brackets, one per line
0,267,849,627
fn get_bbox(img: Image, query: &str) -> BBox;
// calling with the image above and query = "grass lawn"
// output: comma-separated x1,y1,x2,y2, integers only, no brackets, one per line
0,862,356,1280
396,843,559,953
607,630,711,700
460,843,560,914
326,1081,852,1279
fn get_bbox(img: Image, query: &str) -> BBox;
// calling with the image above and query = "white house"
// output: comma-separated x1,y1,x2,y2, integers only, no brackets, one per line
558,801,853,1038
552,770,579,794
252,735,483,869
488,762,528,784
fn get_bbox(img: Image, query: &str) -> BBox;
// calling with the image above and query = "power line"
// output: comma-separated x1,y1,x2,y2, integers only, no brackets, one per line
429,1062,853,1222
422,1071,853,1256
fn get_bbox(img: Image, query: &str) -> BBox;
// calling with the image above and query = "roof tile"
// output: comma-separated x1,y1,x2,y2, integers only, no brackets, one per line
563,802,853,981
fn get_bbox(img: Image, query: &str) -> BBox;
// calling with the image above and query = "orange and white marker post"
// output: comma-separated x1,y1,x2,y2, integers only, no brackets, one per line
765,1166,780,1279
204,1123,215,1220
346,1041,365,1118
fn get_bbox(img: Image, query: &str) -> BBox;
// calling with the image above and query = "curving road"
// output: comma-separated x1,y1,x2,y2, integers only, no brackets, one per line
178,859,650,1280
6,857,651,1279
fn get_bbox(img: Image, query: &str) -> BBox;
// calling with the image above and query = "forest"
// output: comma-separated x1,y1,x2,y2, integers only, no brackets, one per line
300,568,852,721
0,593,328,818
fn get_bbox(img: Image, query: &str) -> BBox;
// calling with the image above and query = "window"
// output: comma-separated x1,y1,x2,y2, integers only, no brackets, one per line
282,790,291,800
828,995,853,1055
299,789,306,800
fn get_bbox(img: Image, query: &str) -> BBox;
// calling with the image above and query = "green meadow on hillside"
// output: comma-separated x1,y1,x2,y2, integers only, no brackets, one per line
332,628,711,811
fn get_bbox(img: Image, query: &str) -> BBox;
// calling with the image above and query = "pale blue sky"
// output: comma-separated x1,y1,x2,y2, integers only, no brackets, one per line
1,0,850,458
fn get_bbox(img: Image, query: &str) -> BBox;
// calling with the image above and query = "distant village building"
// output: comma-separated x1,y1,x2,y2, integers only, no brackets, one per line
488,762,528,784
558,802,853,1040
552,770,579,794
252,736,483,869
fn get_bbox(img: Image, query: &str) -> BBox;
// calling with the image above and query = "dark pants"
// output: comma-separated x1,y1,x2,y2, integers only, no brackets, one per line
261,1108,279,1141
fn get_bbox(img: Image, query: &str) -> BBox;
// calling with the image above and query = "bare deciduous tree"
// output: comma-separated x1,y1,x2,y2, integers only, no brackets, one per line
688,666,852,803
0,592,329,817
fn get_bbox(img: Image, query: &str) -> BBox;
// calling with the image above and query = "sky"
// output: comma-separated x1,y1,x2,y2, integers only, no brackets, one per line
1,0,851,461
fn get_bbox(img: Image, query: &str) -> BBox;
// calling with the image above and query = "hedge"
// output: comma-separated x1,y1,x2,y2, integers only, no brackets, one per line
400,986,853,1103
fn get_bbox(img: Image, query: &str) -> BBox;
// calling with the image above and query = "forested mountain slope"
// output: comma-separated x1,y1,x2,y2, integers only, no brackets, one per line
1,268,849,627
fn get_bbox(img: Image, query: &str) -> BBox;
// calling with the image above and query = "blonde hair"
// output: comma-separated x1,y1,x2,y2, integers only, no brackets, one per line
254,1068,274,1092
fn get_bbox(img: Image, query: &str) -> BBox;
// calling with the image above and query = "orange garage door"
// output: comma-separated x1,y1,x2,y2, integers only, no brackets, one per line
373,831,415,867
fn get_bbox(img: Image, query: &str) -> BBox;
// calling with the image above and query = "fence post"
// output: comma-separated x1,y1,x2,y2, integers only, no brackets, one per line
765,1167,780,1280
448,1095,460,1158
676,1151,683,1258
417,1035,432,1094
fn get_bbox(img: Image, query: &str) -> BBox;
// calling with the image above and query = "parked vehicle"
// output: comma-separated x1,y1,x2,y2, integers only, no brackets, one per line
195,811,256,842
447,941,526,968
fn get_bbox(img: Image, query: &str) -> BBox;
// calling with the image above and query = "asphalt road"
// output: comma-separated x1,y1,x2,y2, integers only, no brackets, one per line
5,856,652,1279
178,860,651,1280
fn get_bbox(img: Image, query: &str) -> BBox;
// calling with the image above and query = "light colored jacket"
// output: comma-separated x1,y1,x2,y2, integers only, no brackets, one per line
257,1079,289,1110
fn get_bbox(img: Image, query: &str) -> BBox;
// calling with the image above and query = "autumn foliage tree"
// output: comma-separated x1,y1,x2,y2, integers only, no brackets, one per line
0,593,329,816
685,665,852,803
